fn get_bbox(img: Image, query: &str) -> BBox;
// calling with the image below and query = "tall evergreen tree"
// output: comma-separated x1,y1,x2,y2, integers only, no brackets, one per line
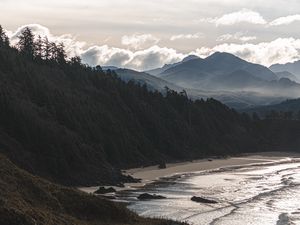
56,42,67,64
70,56,82,66
17,27,35,59
35,35,43,59
43,36,51,60
0,25,9,47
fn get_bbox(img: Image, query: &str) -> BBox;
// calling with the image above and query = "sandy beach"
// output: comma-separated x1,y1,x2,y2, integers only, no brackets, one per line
79,152,300,193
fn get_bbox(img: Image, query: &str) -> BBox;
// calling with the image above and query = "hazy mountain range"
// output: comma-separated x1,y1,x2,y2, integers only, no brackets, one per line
270,60,300,80
244,98,300,117
108,52,300,109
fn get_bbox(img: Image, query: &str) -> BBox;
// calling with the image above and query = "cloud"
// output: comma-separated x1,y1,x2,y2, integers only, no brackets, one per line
81,45,185,71
215,9,267,26
7,24,300,71
269,14,300,26
197,9,267,26
121,34,159,50
192,38,300,66
170,33,203,41
217,32,257,42
8,24,185,71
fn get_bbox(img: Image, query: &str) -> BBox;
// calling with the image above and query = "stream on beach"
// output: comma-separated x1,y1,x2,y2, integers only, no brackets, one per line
116,158,300,225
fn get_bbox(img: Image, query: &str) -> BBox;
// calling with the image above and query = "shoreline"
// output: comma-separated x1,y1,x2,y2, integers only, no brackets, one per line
78,151,300,194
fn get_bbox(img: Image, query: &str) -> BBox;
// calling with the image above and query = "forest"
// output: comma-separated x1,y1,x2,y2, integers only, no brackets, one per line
0,25,299,186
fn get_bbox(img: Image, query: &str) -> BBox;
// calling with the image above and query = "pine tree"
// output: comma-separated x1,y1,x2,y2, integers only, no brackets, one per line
70,56,82,66
17,27,35,59
35,35,43,59
0,25,9,47
56,42,67,64
43,36,51,60
49,42,58,61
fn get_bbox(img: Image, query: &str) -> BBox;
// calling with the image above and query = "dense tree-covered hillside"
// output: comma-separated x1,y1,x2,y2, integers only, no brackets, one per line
0,25,263,185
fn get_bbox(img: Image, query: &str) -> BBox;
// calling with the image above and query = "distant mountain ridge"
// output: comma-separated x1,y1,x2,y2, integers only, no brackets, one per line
145,55,200,76
114,68,184,93
270,60,300,78
101,52,300,109
244,98,300,117
275,71,298,82
160,52,277,84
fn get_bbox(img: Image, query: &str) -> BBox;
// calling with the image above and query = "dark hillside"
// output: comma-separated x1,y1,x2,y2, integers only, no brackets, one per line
0,153,185,225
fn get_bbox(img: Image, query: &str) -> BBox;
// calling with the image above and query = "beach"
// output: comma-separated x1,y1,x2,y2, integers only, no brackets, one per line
79,152,300,224
122,152,300,225
79,152,300,193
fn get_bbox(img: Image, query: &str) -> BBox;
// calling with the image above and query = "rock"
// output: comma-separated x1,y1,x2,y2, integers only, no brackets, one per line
123,175,141,183
158,162,166,169
94,187,116,194
191,196,218,204
101,195,116,200
137,193,166,200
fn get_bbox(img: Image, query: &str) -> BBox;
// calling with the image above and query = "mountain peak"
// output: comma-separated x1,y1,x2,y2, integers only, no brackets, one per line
207,52,241,61
182,55,200,62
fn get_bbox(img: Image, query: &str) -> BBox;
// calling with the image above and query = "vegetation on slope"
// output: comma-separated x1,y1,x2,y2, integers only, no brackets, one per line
0,153,185,225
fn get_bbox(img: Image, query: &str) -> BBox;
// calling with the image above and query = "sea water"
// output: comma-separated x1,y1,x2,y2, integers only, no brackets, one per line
118,158,300,225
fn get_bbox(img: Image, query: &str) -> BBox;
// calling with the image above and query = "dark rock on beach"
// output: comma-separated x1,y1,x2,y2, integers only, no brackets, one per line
191,196,218,204
137,193,166,200
94,187,116,194
158,162,167,169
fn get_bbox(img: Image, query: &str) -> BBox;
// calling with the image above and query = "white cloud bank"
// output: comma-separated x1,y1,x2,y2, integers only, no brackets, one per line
193,38,300,66
121,34,159,50
269,14,300,26
214,8,267,26
197,9,267,26
198,9,300,27
170,33,203,41
7,24,300,70
217,32,257,42
81,45,185,71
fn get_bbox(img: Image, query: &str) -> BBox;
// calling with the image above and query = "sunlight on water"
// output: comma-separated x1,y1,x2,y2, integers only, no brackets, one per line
121,159,300,225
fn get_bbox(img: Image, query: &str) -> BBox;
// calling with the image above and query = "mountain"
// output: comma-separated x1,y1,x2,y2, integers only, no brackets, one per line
114,68,184,93
102,53,299,109
102,66,120,71
270,60,300,78
244,98,300,117
154,52,300,104
160,52,277,83
0,153,184,225
145,55,200,76
114,69,285,109
275,71,298,82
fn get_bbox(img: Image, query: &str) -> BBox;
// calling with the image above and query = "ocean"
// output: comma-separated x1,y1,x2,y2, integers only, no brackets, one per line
118,158,300,225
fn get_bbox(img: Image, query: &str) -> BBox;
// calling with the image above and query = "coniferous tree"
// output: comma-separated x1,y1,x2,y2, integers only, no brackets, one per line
17,27,35,59
70,56,82,66
35,35,43,59
0,25,9,47
49,42,57,61
0,25,5,45
56,42,67,64
43,36,51,60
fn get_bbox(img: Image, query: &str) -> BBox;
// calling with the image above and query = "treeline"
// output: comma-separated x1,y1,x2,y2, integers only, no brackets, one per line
0,25,298,186
264,110,300,120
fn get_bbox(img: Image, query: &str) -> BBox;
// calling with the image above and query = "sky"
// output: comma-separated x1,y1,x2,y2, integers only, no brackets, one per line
1,0,300,71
